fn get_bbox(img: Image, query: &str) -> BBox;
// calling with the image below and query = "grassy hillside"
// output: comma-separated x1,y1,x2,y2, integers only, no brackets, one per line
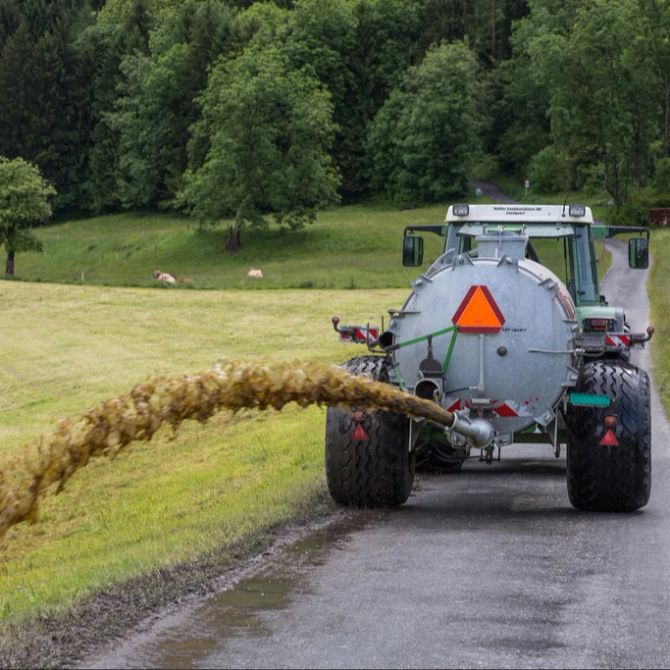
15,198,613,291
0,281,407,624
18,204,450,289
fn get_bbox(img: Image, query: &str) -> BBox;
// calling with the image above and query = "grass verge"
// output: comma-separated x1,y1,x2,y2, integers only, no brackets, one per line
0,281,406,630
648,228,670,412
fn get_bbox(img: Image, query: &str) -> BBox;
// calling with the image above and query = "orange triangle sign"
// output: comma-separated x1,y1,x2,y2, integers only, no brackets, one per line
452,285,505,333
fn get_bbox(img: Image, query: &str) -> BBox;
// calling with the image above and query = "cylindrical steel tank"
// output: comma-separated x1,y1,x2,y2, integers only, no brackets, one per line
387,232,578,437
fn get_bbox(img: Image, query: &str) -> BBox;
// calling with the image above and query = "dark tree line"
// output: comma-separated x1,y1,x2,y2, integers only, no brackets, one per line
0,0,667,237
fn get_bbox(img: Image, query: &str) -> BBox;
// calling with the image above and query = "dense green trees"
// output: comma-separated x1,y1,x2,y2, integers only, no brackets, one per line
179,45,339,248
493,0,670,210
368,41,486,203
0,0,667,238
517,0,662,205
110,0,234,209
0,157,54,276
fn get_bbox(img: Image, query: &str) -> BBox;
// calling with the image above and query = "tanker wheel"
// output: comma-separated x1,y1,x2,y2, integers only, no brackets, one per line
566,360,651,512
325,355,414,508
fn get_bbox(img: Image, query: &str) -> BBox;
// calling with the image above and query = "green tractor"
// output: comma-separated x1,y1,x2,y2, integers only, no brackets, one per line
327,204,653,512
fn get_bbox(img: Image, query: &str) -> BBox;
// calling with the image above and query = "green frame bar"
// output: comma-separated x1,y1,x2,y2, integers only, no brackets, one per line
395,325,456,350
442,329,458,372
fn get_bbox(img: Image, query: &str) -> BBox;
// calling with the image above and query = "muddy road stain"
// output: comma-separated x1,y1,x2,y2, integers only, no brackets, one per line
87,513,378,669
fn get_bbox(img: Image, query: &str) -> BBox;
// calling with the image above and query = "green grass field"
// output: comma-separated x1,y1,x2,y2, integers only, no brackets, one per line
15,198,610,291
490,173,615,223
18,204,451,289
0,281,408,625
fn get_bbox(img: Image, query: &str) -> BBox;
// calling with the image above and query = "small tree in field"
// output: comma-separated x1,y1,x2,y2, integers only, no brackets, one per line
0,157,55,277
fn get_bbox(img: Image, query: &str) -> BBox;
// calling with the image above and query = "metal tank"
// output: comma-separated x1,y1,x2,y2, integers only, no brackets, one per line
386,230,578,440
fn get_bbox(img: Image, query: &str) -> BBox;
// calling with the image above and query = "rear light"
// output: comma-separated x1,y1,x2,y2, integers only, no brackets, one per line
584,318,615,332
600,414,619,446
603,414,617,428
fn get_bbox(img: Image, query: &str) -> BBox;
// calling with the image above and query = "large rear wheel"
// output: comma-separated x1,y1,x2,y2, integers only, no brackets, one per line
566,360,651,512
325,356,414,507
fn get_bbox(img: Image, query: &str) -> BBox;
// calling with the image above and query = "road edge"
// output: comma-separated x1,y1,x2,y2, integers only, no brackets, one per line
0,491,345,669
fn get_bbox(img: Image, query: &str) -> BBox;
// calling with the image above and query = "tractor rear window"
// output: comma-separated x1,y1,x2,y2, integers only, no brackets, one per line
448,223,600,305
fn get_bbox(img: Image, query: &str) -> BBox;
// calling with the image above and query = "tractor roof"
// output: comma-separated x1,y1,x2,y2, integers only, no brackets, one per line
445,204,594,225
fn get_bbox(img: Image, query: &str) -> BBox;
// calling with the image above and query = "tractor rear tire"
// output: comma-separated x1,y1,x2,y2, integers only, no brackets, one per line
325,356,414,508
566,360,651,512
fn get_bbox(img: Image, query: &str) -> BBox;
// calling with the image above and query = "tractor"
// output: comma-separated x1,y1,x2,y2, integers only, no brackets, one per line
326,203,653,512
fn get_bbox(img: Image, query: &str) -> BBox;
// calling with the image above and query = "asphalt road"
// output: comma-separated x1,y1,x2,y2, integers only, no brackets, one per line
89,239,670,669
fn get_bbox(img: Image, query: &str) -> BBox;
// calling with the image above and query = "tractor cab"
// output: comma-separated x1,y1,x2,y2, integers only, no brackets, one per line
402,203,649,306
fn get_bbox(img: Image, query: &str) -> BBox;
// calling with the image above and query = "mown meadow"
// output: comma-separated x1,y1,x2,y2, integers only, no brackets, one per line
0,279,409,623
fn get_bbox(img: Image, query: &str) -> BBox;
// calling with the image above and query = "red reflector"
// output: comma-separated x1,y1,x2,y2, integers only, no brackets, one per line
603,414,617,428
599,428,619,447
352,423,368,441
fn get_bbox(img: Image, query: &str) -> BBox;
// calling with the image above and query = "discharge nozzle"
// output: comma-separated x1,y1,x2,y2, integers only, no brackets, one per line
445,410,494,449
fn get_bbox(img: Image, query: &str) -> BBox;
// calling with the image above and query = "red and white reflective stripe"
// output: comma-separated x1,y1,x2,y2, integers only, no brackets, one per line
605,334,631,348
352,327,379,342
494,403,518,417
339,326,379,342
444,399,532,417
493,400,533,418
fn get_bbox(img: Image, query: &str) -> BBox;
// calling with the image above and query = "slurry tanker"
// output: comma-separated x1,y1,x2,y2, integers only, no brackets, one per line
326,203,653,512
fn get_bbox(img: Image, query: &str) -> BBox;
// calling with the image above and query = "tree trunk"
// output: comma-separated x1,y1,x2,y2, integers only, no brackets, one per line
225,225,241,253
226,209,245,253
664,77,670,157
5,248,15,277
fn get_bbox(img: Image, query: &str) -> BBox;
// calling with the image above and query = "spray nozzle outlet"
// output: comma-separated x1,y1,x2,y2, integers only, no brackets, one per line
445,410,495,449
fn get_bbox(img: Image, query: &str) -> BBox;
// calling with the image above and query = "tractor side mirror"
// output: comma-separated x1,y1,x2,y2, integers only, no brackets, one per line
402,235,424,266
628,237,649,269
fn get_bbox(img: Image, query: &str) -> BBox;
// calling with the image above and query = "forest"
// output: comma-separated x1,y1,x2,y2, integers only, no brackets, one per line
0,0,668,238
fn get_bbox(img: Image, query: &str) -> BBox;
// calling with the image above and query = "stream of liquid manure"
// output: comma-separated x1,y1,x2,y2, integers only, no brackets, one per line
0,360,454,539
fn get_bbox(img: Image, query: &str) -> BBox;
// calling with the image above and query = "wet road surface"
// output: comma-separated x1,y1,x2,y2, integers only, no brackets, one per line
87,239,670,669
